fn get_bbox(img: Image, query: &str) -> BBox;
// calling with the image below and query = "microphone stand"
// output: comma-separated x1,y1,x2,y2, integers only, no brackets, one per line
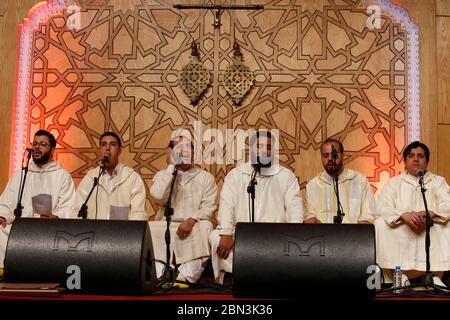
14,150,33,218
419,173,434,287
159,164,179,288
404,173,448,292
331,152,344,224
78,163,105,219
247,166,259,223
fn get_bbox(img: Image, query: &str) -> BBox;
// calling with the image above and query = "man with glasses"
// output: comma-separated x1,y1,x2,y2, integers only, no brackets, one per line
0,129,75,272
304,138,375,224
73,131,147,220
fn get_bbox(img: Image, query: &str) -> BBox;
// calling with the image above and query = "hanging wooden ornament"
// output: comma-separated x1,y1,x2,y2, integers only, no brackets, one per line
179,41,211,105
222,42,254,105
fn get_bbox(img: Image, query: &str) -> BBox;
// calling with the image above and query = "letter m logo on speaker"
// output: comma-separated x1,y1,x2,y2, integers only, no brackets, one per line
283,236,325,257
52,231,95,252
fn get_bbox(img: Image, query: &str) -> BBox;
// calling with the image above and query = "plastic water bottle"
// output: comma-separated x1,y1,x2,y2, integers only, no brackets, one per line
393,265,403,293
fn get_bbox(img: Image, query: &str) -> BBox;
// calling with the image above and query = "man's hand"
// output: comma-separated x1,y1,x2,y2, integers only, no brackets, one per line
177,218,197,239
358,220,371,224
39,212,59,219
166,148,174,165
304,217,321,224
418,211,437,220
400,211,425,234
217,235,234,259
0,217,6,228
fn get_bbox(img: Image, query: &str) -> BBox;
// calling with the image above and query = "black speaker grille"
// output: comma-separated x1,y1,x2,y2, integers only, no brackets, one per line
232,223,376,298
4,218,157,294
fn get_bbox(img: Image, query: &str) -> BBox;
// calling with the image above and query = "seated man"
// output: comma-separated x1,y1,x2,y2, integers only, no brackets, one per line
73,131,147,220
150,134,217,286
305,138,375,224
209,130,304,284
0,129,75,271
375,141,450,285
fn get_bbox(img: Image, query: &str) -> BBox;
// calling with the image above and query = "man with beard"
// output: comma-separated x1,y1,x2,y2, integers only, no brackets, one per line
0,129,75,272
73,131,147,221
209,130,303,284
304,138,375,224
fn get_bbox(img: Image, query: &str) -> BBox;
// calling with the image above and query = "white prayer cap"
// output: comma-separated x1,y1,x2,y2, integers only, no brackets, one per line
170,128,192,143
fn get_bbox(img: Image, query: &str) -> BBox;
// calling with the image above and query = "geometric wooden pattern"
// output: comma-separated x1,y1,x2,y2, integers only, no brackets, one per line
11,0,419,216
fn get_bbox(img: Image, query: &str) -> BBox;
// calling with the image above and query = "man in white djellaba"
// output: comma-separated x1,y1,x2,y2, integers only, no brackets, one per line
0,129,75,273
375,141,450,287
209,130,304,284
304,138,375,225
150,134,217,287
73,131,148,221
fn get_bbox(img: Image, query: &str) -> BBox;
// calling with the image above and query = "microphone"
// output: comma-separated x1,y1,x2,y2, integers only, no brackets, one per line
417,169,425,177
26,148,35,154
173,154,184,169
102,152,110,165
252,162,261,173
331,145,338,160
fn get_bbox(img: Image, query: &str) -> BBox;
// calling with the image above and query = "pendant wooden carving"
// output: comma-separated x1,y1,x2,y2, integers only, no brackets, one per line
222,43,254,105
179,42,211,105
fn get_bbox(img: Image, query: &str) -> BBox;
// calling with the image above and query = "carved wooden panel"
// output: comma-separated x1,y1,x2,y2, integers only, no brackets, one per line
11,0,419,216
437,16,450,123
0,3,7,17
437,0,450,17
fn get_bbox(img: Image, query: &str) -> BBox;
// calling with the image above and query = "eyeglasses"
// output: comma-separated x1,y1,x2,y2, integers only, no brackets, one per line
32,142,51,148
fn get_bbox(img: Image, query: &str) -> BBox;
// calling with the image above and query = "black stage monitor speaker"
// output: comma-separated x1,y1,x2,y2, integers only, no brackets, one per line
233,223,376,299
4,218,157,295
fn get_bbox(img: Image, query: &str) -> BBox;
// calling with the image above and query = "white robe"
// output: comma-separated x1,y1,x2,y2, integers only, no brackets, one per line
149,165,217,265
73,164,148,221
210,162,303,282
0,160,75,267
375,171,450,271
305,168,376,223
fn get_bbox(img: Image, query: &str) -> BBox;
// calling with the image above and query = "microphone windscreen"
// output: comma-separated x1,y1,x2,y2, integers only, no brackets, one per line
173,154,184,166
331,145,338,160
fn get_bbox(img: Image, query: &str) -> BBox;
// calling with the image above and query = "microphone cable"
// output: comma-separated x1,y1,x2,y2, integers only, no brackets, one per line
94,164,106,220
95,175,100,220
15,149,27,210
247,167,258,223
